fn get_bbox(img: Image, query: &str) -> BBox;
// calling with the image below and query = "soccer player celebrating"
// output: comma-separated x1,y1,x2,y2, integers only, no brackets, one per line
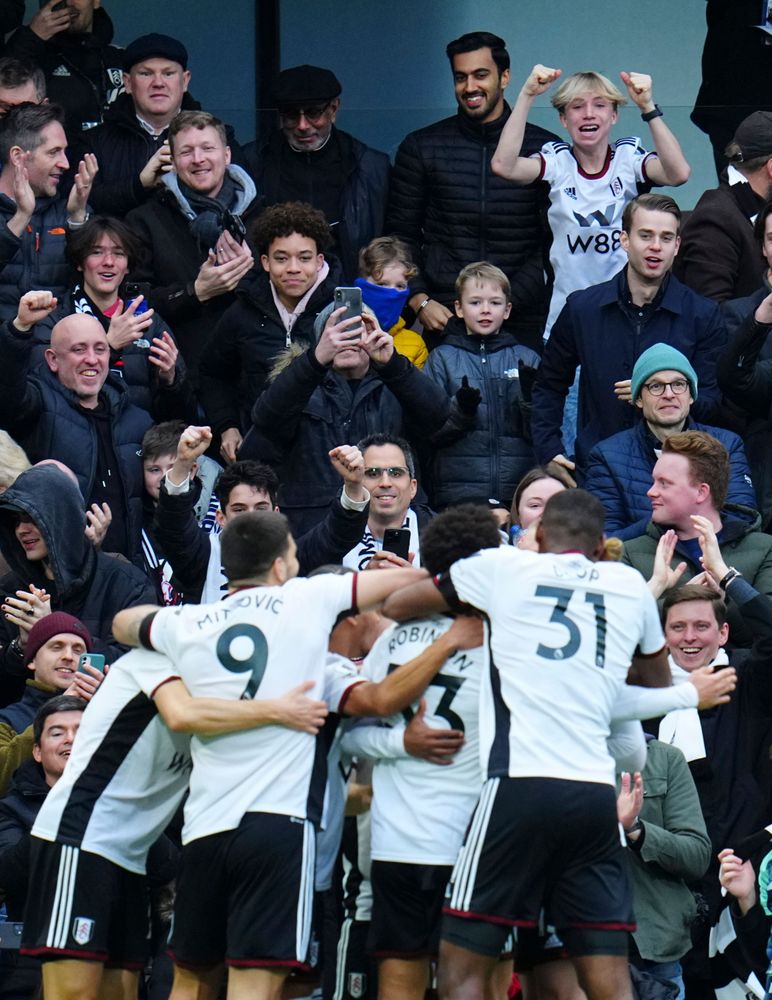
383,490,671,1000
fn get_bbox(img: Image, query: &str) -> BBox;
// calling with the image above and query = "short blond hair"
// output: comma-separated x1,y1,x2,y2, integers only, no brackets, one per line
0,430,30,491
455,261,511,301
551,71,626,113
358,236,417,281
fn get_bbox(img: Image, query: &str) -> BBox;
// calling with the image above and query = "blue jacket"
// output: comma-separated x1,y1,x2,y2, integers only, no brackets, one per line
423,319,540,507
532,269,727,470
585,417,756,539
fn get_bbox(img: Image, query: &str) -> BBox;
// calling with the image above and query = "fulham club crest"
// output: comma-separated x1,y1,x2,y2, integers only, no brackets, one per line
72,917,95,945
347,972,366,998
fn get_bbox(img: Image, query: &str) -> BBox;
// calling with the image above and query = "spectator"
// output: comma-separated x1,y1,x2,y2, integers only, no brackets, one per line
0,465,156,705
585,344,755,539
126,110,257,387
342,433,433,570
0,102,96,319
0,301,154,564
531,194,725,476
492,64,689,337
4,0,122,135
199,202,340,462
0,2,23,42
355,236,428,369
0,612,96,796
0,695,86,1000
508,462,573,548
386,31,557,349
0,57,45,117
674,111,772,302
24,216,194,422
85,32,246,217
240,303,449,534
622,431,772,646
718,204,772,519
422,261,540,510
153,426,371,601
140,420,221,605
247,64,390,282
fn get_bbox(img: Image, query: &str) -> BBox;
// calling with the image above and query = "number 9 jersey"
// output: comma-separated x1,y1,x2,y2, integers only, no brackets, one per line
445,547,664,786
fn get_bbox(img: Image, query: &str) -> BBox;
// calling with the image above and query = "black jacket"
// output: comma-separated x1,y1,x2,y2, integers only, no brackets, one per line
26,284,196,422
0,758,48,919
5,9,123,134
248,127,390,281
126,167,260,384
0,466,156,701
84,91,247,217
0,318,154,564
386,105,558,340
422,318,540,508
153,477,370,602
198,261,341,434
241,346,450,535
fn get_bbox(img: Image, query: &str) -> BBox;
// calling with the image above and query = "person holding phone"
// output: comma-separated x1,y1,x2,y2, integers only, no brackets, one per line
0,612,101,797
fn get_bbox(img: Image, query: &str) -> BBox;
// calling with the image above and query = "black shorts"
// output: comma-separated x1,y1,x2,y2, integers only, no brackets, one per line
20,839,150,970
442,777,634,956
368,860,452,959
170,812,316,970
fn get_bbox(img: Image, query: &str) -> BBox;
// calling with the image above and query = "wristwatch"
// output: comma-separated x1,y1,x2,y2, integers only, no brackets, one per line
641,105,663,122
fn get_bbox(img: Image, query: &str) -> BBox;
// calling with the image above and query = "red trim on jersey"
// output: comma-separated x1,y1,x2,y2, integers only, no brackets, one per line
442,906,538,928
641,150,657,182
21,946,109,962
226,958,311,970
338,678,367,714
536,152,546,181
351,573,359,613
573,145,613,179
150,675,182,699
635,643,667,660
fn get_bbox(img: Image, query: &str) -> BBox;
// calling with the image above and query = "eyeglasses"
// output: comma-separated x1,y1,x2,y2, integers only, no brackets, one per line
364,466,410,480
642,378,690,397
279,103,332,127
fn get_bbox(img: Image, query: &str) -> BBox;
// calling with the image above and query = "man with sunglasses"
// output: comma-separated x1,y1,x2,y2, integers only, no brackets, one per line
342,434,434,571
584,344,755,540
245,64,390,280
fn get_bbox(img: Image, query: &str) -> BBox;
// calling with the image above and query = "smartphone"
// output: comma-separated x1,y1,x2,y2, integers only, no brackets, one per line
382,528,411,561
223,212,246,245
124,281,150,317
334,286,363,330
78,652,106,675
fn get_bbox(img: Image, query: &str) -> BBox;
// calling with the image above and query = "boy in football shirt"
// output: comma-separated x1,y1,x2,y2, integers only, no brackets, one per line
492,64,690,338
382,490,671,1000
113,510,479,1000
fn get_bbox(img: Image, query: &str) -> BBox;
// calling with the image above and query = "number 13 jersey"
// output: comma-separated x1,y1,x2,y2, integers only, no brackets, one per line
446,547,664,786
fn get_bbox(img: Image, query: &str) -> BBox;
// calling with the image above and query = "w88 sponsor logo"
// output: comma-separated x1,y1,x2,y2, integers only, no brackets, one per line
566,230,621,255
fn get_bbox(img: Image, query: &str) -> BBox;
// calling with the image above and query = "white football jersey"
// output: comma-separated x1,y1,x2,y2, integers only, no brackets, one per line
31,649,191,874
147,574,361,844
536,137,654,336
345,616,484,865
448,547,664,785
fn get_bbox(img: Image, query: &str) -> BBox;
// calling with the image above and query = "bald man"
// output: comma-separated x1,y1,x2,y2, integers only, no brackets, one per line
0,293,152,564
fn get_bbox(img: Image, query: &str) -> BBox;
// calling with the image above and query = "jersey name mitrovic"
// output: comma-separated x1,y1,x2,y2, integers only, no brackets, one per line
345,615,483,866
31,649,191,875
536,137,654,336
147,574,362,844
446,547,664,785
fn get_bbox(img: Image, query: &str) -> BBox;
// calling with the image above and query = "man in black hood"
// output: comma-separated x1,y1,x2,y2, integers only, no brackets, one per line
4,0,123,135
0,464,156,707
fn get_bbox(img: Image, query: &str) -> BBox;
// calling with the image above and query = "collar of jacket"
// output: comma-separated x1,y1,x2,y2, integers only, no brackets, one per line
455,101,511,142
644,502,762,545
598,267,684,317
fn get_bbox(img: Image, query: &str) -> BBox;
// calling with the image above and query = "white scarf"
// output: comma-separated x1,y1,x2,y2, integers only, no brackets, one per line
658,649,730,761
270,260,330,341
342,509,421,571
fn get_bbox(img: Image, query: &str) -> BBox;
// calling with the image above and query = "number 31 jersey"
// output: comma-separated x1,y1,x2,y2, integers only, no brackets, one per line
147,574,360,844
447,547,664,786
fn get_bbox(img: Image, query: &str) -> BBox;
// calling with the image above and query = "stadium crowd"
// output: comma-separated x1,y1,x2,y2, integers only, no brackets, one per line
1,4,772,1000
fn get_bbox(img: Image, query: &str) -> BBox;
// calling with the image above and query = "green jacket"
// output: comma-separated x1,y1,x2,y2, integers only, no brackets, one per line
626,739,711,962
622,505,772,647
